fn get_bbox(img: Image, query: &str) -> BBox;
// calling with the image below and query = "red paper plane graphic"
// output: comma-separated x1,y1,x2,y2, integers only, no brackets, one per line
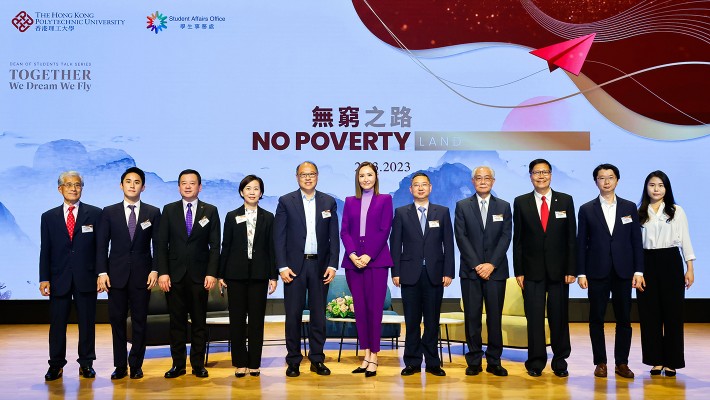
530,33,596,76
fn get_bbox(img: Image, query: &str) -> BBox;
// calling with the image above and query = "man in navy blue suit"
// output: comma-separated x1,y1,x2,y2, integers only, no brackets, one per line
96,167,161,380
391,172,455,377
454,166,512,377
274,161,339,377
577,163,645,379
39,171,102,381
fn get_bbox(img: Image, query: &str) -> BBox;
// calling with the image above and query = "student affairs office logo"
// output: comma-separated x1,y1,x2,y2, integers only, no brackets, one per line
146,11,167,34
12,11,34,32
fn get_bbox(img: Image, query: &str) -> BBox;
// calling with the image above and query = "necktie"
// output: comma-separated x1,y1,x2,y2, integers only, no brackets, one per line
418,206,426,235
540,195,549,232
128,205,136,240
481,200,487,229
67,205,76,241
186,203,193,236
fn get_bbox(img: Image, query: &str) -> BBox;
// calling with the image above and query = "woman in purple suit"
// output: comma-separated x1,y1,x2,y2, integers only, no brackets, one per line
341,162,394,377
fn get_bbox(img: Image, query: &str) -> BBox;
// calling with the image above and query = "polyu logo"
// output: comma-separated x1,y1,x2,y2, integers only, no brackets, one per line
12,11,34,32
146,11,167,34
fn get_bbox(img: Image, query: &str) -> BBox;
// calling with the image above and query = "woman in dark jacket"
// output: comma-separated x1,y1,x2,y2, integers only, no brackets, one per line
219,175,277,377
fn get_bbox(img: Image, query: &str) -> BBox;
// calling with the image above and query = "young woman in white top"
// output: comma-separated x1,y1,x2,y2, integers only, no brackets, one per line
637,170,695,377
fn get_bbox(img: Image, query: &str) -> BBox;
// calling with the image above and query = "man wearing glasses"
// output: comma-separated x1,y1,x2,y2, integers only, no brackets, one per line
576,164,644,379
39,171,102,381
391,172,454,377
454,166,512,377
513,159,576,378
274,161,339,377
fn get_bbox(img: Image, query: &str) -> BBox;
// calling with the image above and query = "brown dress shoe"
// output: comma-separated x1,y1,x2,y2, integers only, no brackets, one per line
594,363,607,377
615,364,635,379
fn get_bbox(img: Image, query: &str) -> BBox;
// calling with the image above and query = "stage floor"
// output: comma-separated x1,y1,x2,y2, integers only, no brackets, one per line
0,323,707,399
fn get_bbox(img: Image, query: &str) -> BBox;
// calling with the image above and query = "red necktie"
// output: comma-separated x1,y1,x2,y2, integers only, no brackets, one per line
67,206,76,241
540,196,549,232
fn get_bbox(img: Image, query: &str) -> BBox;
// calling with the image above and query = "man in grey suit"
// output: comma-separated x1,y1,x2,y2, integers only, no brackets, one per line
455,166,512,377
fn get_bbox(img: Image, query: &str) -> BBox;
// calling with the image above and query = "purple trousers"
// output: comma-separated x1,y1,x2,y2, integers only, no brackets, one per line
345,266,389,352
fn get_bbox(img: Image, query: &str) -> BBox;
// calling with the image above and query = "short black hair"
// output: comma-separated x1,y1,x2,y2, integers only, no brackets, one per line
121,167,146,184
178,169,201,185
410,172,430,183
238,175,264,199
528,159,552,174
593,163,620,180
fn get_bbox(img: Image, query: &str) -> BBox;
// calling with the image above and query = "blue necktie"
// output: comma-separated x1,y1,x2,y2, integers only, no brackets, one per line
418,206,426,235
186,203,193,236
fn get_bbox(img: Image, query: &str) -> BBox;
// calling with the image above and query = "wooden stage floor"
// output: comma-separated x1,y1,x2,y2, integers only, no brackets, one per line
0,323,707,399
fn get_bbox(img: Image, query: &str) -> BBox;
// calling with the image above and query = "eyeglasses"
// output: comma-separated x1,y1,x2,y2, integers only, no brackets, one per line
412,183,430,189
298,173,318,179
62,183,83,189
531,170,551,177
596,176,616,182
474,176,494,182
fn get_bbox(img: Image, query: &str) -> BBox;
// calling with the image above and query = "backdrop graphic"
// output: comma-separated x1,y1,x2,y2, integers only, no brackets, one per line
1,1,707,300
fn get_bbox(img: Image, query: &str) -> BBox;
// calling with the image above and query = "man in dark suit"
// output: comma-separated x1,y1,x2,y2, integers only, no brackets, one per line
513,159,576,378
156,169,220,378
391,172,455,377
577,163,645,379
274,161,339,377
96,167,161,380
454,166,512,377
39,171,102,381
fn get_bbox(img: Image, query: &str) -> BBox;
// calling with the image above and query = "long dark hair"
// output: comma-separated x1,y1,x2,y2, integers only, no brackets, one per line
638,170,676,224
355,161,379,198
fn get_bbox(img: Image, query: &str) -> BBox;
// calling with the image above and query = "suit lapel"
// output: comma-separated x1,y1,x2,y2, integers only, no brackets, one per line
407,204,424,238
291,191,307,229
54,206,71,241
469,196,484,232
74,203,90,238
526,192,544,233
253,206,265,245
132,203,144,245
424,205,436,240
592,198,611,237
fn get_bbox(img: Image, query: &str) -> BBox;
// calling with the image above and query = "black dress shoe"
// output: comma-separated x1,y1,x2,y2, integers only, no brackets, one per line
486,365,509,377
164,366,186,378
249,370,261,377
192,367,209,378
401,365,420,376
286,364,300,377
527,369,542,377
663,368,676,377
554,370,569,378
79,366,96,378
130,368,143,379
310,362,331,375
352,366,368,374
111,367,128,380
650,366,663,376
45,367,63,381
465,365,483,376
425,366,446,376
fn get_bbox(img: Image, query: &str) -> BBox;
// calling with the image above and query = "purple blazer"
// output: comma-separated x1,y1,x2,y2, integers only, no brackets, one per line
340,193,394,269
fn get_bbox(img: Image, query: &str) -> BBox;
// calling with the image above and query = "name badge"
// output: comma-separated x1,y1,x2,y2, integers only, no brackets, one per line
199,217,209,227
322,210,332,218
428,220,440,228
555,211,567,219
140,220,152,230
621,215,633,225
492,214,504,222
81,225,93,233
236,215,247,224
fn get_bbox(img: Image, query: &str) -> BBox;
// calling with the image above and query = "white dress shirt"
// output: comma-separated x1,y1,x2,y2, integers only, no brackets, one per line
182,199,198,228
599,195,616,234
642,203,695,261
63,201,79,223
124,200,141,225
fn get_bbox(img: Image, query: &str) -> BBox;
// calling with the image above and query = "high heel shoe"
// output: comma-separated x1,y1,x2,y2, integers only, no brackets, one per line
365,362,378,378
249,369,260,377
663,367,676,377
352,360,369,374
235,368,247,378
650,366,663,376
